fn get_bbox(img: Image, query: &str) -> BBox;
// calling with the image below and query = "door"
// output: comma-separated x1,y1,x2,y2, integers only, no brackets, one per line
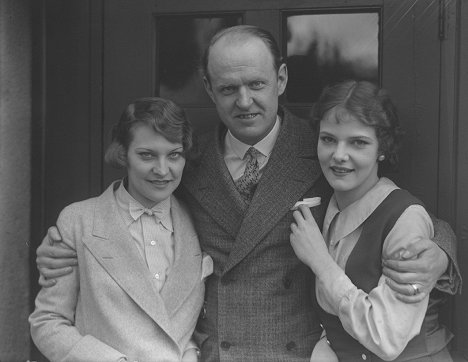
102,0,442,217
101,0,459,348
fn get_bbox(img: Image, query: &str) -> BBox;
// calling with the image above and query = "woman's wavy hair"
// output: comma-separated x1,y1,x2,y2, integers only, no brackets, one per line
311,80,403,172
104,97,192,168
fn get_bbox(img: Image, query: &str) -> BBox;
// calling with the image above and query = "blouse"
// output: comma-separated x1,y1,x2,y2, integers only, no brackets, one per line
316,177,434,360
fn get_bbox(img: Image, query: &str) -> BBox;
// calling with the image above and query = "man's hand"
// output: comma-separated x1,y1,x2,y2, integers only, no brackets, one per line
383,238,448,303
36,226,77,287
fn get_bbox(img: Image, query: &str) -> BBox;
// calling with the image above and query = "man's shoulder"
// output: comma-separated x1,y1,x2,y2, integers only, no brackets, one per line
281,106,313,130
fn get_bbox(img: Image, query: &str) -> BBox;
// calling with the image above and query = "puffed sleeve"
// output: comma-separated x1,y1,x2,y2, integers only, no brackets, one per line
315,205,433,360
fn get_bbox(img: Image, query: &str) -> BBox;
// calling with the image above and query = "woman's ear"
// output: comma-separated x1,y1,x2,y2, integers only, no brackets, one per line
104,142,127,169
117,145,128,167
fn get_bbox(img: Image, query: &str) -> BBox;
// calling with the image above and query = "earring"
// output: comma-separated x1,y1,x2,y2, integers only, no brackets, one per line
378,155,385,162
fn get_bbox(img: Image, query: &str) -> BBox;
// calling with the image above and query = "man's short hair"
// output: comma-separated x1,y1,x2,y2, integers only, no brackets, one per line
201,25,283,83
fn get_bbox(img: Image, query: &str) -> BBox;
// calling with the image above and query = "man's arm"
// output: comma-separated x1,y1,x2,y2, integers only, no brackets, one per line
383,217,461,303
36,226,77,287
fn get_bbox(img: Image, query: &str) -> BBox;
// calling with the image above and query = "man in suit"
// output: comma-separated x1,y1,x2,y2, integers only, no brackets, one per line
37,25,460,361
178,25,460,361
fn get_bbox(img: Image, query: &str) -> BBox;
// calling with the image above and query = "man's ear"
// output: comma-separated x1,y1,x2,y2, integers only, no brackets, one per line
203,76,215,103
277,63,288,96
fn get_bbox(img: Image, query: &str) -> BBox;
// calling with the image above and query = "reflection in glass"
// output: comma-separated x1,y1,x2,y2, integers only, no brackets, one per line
286,12,379,103
156,15,241,105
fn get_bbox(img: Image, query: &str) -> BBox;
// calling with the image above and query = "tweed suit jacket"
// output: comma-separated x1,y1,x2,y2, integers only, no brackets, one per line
180,108,333,361
30,181,207,362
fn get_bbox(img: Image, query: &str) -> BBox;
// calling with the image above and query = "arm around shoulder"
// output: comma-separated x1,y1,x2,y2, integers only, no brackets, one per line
430,215,462,294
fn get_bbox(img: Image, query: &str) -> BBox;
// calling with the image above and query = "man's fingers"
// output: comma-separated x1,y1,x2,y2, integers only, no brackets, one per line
38,266,74,279
38,275,56,288
382,266,419,284
46,226,62,244
38,243,76,259
37,256,77,270
385,277,430,299
395,238,432,259
382,258,428,274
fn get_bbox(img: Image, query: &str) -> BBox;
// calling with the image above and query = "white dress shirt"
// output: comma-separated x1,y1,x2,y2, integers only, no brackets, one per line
115,181,174,292
224,115,281,181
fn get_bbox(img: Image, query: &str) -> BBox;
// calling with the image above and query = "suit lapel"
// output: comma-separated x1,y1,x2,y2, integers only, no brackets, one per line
81,182,173,336
182,125,247,240
160,196,201,318
223,109,323,274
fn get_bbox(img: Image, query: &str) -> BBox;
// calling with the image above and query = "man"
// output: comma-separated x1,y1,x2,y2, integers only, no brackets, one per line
37,25,460,361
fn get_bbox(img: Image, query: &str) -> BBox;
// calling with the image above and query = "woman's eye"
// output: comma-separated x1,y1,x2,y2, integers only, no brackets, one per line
352,139,369,147
138,152,153,160
320,136,335,144
168,152,183,160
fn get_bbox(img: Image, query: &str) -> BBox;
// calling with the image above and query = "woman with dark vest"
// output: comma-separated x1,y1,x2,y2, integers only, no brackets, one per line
290,81,453,361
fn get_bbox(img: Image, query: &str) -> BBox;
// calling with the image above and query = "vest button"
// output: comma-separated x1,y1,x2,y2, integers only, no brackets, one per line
286,341,296,351
361,353,367,360
220,341,231,350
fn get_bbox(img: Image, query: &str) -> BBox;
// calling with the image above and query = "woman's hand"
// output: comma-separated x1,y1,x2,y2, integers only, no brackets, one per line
36,226,77,287
290,205,333,277
182,347,200,362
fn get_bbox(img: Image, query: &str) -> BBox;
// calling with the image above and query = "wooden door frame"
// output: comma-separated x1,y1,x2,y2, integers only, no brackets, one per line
30,0,467,360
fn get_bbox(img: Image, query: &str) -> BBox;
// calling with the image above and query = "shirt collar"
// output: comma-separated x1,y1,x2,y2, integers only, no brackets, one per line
115,179,173,232
323,177,399,244
225,115,281,159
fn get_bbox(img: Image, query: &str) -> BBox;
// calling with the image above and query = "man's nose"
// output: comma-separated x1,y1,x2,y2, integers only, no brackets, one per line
236,87,253,109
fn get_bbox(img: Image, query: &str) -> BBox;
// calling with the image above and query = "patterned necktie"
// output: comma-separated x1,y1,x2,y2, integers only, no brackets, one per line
235,147,261,202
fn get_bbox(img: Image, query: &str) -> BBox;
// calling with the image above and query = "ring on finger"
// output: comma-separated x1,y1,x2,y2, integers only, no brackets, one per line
410,283,420,295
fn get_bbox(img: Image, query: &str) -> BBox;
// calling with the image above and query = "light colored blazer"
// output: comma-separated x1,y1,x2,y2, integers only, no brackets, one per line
30,181,210,362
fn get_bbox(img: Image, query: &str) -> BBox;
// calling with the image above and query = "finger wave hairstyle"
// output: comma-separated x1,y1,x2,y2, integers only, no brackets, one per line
311,80,403,171
104,97,193,168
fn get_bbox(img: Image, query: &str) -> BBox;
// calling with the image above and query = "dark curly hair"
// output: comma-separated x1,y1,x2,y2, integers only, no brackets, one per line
311,80,403,171
104,97,192,168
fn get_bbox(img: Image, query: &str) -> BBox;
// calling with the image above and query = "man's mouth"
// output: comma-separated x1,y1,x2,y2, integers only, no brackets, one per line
236,113,259,120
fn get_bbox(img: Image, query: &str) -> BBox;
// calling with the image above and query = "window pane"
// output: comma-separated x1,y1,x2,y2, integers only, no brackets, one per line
156,15,242,105
285,12,380,103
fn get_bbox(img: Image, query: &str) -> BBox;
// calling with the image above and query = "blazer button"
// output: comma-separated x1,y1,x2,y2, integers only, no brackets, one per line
361,353,367,360
286,341,296,351
220,341,231,350
283,277,292,289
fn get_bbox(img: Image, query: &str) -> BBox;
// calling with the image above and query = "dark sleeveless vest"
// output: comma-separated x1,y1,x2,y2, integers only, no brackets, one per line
316,189,453,361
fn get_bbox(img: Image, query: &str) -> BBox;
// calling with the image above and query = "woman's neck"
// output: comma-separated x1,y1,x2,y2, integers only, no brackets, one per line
335,176,380,211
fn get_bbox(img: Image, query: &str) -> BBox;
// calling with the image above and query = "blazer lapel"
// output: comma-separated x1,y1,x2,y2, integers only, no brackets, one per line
223,109,323,274
160,196,201,318
182,125,247,240
81,182,173,335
